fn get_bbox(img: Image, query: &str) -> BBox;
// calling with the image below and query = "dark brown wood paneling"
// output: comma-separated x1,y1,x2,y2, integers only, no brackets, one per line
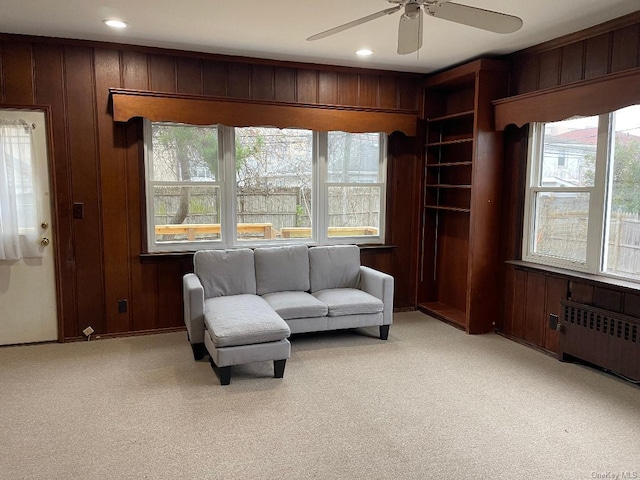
397,77,418,111
379,76,397,110
560,42,585,85
3,42,34,104
544,276,567,353
359,75,378,108
318,71,338,105
337,72,358,106
296,69,317,104
594,287,623,312
149,55,176,92
156,261,186,329
202,61,226,96
524,271,546,345
227,63,250,98
570,281,594,304
510,269,526,339
176,58,202,95
387,132,420,309
64,45,105,336
539,50,561,90
585,33,611,79
251,64,274,101
122,51,149,90
611,24,640,72
512,55,539,95
624,292,640,317
33,43,75,341
95,48,131,334
274,67,295,103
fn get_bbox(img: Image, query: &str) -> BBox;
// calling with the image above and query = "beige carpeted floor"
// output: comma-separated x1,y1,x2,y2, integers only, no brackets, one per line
1,311,639,480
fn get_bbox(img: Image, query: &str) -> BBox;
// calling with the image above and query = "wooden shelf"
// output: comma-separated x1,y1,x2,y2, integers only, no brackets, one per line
424,205,471,213
426,161,473,168
425,184,471,189
426,138,473,147
418,302,467,328
427,110,475,123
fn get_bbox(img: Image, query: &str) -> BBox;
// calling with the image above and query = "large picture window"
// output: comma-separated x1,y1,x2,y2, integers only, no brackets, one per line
523,105,640,282
144,122,386,252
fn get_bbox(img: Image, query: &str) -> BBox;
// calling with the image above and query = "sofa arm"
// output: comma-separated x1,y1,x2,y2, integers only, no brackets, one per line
183,273,205,344
359,266,394,325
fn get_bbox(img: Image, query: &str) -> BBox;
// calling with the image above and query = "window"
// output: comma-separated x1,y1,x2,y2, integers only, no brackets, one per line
144,122,386,252
523,105,640,282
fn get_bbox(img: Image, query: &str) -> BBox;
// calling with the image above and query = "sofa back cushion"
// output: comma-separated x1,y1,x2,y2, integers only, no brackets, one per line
308,245,360,292
194,249,256,299
254,245,310,295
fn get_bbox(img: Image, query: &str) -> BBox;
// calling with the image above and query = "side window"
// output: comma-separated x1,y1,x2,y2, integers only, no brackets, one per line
146,123,222,251
324,132,386,242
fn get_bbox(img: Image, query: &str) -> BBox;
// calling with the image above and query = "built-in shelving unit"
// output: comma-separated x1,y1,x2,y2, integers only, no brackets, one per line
417,59,509,333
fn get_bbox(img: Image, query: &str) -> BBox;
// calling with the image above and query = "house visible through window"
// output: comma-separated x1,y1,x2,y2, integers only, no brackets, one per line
523,104,640,282
144,122,386,252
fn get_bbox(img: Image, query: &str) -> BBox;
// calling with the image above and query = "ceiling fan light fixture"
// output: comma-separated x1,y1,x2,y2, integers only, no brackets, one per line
356,48,373,57
103,19,128,29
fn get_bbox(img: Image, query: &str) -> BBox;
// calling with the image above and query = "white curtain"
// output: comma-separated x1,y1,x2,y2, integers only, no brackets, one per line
0,119,43,260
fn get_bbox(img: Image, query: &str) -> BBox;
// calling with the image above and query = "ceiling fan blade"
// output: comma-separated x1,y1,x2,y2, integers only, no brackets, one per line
397,8,423,55
307,5,401,41
427,2,523,34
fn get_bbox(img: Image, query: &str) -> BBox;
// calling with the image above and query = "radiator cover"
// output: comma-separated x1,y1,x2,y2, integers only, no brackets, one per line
560,299,640,382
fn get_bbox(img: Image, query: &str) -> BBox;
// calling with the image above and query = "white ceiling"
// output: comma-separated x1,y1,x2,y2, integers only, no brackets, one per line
1,1,639,74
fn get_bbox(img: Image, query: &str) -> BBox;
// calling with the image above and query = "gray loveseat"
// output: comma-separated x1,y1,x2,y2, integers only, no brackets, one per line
183,244,394,384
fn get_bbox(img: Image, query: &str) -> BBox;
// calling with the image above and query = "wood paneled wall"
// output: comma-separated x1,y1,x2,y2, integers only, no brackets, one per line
510,12,640,96
0,34,422,340
499,11,640,353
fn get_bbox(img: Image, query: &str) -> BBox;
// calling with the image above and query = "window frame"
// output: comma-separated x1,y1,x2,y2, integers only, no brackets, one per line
143,121,387,252
522,112,639,284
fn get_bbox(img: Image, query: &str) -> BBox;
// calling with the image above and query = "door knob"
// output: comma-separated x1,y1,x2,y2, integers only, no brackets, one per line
41,221,49,229
40,237,50,247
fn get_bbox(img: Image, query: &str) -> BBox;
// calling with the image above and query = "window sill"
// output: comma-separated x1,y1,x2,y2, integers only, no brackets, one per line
506,260,640,293
140,244,397,263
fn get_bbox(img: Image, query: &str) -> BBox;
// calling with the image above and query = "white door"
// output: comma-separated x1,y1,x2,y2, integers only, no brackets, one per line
0,109,58,345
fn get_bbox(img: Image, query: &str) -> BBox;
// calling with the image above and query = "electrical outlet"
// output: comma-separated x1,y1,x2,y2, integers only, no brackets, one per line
82,326,94,337
549,314,559,331
118,299,128,313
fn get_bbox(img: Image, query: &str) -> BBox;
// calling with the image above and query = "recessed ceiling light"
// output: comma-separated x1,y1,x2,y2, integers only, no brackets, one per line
356,49,373,57
103,19,128,29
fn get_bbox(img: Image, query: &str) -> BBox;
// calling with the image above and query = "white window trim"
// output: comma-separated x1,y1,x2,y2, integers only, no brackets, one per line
522,113,636,282
143,121,387,252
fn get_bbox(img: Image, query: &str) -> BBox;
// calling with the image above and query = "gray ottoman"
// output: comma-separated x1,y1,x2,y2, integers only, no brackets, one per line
203,294,291,385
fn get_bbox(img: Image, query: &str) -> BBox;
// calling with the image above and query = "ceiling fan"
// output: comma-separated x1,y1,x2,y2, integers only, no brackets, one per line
307,0,523,55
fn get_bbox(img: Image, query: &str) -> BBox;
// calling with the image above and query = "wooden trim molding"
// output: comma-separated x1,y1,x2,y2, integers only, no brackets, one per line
493,68,640,130
110,88,418,135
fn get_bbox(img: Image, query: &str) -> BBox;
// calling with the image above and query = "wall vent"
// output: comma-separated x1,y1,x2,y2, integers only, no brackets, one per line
560,300,640,382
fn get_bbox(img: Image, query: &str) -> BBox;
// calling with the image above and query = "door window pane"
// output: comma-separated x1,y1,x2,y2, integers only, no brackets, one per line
235,127,313,241
603,105,640,280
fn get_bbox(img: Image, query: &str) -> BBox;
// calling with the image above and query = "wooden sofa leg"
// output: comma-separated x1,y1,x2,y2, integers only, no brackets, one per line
380,325,390,340
191,342,206,361
209,357,232,385
274,359,287,378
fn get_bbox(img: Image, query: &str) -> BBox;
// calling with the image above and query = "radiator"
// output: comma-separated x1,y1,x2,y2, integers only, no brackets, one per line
560,299,640,382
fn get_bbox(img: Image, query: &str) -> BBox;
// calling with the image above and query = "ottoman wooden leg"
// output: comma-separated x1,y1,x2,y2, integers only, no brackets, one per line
274,359,287,378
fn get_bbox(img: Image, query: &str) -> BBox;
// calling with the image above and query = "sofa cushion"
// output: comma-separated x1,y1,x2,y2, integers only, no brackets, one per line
255,245,310,295
194,249,256,299
262,291,328,320
204,294,290,347
308,245,360,293
312,288,383,317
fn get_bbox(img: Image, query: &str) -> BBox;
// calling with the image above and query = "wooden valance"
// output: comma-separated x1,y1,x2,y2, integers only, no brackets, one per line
110,88,417,136
493,68,640,130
